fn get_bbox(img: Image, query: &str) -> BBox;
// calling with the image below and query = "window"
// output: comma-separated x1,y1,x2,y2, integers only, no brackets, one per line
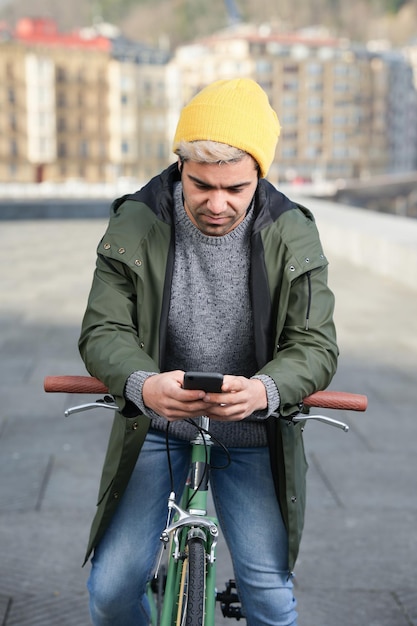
282,114,298,125
283,64,299,74
10,139,17,157
79,141,88,157
333,130,347,142
282,95,297,108
282,147,297,158
308,81,323,92
282,130,298,141
57,92,67,108
334,64,349,76
56,67,66,82
308,130,322,142
333,115,349,126
283,78,298,91
256,59,272,74
305,146,322,158
333,146,350,158
308,96,322,108
58,142,67,158
334,82,349,93
307,63,323,76
57,117,66,132
308,114,323,125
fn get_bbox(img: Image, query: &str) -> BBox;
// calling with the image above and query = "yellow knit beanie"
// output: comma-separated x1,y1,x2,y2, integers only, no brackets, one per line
173,78,281,178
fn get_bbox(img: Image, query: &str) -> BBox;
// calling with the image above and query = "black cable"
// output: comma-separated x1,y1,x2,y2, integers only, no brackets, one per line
185,419,232,470
164,421,175,494
163,418,232,509
184,419,232,508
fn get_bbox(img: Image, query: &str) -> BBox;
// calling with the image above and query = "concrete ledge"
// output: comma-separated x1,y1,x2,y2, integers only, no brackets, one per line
295,196,417,292
1,190,416,291
0,198,111,220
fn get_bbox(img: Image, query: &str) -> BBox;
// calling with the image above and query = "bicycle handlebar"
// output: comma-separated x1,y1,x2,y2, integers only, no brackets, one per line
43,375,367,412
44,375,108,395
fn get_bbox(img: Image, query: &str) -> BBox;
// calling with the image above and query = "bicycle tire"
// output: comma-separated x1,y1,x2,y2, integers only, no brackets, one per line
177,536,206,626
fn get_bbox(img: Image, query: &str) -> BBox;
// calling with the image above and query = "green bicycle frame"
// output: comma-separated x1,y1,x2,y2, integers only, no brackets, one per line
149,418,219,625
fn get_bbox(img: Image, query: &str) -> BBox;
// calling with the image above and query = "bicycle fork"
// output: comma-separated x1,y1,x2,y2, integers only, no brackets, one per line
153,421,219,625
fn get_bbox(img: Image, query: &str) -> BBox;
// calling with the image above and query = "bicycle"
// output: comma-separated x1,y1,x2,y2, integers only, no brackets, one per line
44,374,367,625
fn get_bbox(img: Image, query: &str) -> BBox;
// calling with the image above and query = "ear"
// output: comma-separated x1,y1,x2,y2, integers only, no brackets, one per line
177,157,184,174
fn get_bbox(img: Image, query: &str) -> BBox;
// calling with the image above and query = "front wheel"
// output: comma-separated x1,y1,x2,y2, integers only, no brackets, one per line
177,536,206,626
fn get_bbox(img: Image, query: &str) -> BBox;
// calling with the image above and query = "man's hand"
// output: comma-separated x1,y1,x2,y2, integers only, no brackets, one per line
203,375,267,421
142,370,219,421
142,372,267,422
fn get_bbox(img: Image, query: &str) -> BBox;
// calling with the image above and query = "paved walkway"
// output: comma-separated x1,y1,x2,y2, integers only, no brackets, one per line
0,217,416,625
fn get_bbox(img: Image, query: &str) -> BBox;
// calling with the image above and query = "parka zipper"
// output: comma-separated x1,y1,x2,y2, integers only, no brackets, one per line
305,271,312,331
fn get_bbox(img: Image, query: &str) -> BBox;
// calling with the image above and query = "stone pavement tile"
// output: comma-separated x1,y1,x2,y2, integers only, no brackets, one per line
1,219,104,329
4,591,90,626
296,589,413,626
0,452,52,513
306,448,417,510
0,411,111,513
0,510,90,598
296,508,417,589
2,406,110,458
0,595,11,626
0,381,73,419
397,589,417,625
43,450,109,514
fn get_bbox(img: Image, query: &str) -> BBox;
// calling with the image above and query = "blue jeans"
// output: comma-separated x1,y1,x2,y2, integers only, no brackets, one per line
88,429,298,626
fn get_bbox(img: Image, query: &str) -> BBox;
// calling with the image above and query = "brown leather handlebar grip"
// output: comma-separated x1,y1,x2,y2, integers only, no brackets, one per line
44,375,108,394
303,390,367,411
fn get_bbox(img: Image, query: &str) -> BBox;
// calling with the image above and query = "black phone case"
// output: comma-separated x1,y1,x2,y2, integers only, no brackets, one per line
183,371,224,393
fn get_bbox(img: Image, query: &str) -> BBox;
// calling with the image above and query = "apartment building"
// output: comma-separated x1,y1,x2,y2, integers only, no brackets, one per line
0,18,176,184
0,18,111,183
1,19,416,184
0,39,31,182
174,26,417,183
53,48,111,183
384,51,417,173
109,35,178,182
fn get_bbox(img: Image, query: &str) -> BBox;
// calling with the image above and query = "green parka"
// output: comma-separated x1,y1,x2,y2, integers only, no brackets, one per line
79,163,338,572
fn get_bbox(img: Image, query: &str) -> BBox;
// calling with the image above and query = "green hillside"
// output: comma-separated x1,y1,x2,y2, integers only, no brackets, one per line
2,0,417,47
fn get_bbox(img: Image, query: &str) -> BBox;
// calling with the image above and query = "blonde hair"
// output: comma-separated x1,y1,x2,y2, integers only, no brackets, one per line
175,140,259,172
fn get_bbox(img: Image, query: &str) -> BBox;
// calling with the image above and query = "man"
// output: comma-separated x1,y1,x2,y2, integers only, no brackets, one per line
79,78,338,626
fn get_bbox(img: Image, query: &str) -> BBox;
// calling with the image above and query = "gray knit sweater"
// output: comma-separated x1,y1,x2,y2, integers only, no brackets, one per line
125,182,280,447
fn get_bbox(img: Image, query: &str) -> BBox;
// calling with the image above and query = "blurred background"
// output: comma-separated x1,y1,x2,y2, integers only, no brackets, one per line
0,0,417,218
1,1,417,625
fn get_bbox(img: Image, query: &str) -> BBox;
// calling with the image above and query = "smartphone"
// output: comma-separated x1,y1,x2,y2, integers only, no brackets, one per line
183,371,224,393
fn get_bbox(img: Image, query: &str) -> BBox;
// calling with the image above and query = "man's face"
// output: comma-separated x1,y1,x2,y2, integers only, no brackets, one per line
180,155,259,237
